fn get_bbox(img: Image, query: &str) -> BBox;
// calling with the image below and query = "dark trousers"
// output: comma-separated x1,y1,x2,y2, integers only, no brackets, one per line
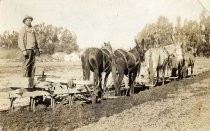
22,49,36,77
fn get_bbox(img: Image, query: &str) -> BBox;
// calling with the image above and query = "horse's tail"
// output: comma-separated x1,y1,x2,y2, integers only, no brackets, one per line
85,55,91,80
81,52,91,80
110,53,118,94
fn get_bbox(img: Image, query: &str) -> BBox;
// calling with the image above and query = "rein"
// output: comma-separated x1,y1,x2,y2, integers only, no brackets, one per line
101,47,112,72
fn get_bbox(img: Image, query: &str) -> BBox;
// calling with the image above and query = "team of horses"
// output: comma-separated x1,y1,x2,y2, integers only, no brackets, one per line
81,39,195,97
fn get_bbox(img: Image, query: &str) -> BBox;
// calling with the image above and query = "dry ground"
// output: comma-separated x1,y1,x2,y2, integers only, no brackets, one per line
75,76,210,131
0,57,210,131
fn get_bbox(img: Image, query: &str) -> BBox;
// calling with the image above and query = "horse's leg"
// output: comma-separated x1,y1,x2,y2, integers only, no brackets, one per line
171,68,173,77
191,65,194,78
162,65,167,85
186,66,188,78
148,55,154,85
178,64,180,79
166,65,169,77
149,67,154,85
128,72,133,95
171,68,176,77
162,69,165,85
182,66,187,79
93,72,96,85
114,59,126,96
117,73,124,96
131,70,138,94
97,70,103,100
104,70,111,92
181,60,185,79
149,70,154,85
98,70,103,92
116,65,124,96
156,68,159,85
93,69,99,90
178,63,182,79
182,60,188,78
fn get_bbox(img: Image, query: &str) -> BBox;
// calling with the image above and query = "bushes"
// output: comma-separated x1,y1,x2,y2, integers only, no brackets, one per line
197,42,210,57
0,31,18,49
0,23,79,55
135,16,173,49
34,23,79,54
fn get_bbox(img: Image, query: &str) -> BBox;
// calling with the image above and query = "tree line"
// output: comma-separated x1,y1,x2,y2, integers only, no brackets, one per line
135,11,210,57
0,23,79,54
0,11,210,56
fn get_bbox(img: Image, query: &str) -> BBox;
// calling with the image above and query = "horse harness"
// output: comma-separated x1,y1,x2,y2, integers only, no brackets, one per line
116,49,140,72
161,48,170,68
101,47,112,72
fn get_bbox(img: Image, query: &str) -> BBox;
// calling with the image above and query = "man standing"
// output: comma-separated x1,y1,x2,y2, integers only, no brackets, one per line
18,15,39,88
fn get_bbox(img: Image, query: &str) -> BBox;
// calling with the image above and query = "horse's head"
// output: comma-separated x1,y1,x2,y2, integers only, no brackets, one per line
187,47,197,57
150,33,159,46
102,41,114,64
168,54,176,69
103,41,113,52
135,38,147,62
193,48,197,57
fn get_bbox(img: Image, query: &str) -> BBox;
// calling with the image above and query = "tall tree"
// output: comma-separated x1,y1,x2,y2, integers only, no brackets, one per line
135,16,173,48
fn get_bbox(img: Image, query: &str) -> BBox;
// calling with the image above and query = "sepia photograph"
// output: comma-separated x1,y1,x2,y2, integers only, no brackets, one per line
0,0,210,130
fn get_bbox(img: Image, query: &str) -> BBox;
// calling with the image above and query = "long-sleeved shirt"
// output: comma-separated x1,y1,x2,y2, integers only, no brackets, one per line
18,25,38,51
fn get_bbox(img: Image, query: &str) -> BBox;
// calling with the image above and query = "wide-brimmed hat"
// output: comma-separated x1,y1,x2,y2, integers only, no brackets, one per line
23,15,33,23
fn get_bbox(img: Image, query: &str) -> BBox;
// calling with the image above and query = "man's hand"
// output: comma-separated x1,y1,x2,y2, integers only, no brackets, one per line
35,48,40,56
22,50,27,56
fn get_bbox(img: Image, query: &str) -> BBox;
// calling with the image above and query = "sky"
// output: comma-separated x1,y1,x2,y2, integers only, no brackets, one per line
0,0,209,48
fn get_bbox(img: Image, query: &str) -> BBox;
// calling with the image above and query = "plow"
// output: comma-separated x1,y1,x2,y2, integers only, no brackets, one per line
0,71,104,113
0,73,132,113
0,71,181,113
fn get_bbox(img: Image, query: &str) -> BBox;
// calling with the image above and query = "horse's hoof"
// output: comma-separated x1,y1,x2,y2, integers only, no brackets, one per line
98,97,102,103
91,94,97,104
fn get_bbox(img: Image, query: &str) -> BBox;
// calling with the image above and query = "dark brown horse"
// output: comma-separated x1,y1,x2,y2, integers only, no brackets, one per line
110,39,146,96
81,42,113,93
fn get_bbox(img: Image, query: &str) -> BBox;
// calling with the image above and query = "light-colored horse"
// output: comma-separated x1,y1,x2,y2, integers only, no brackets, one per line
144,47,169,86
